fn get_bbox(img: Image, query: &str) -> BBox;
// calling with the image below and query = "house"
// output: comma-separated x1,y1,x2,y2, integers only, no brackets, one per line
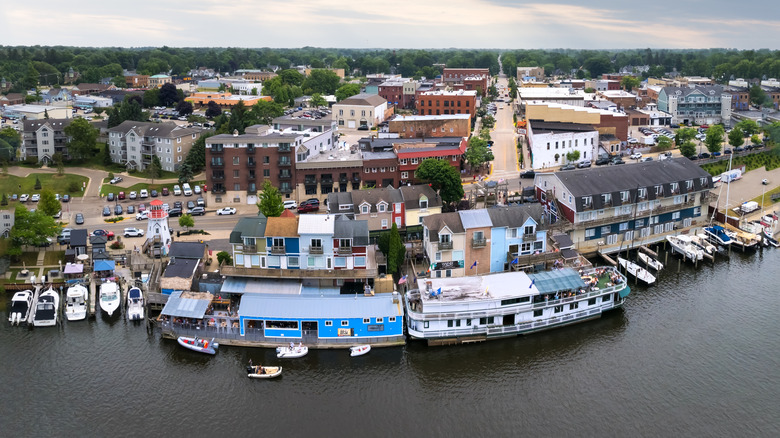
534,158,713,254
264,216,300,270
487,205,547,272
657,86,732,127
89,235,109,260
333,216,371,271
399,184,442,236
422,212,466,278
168,241,208,262
68,229,88,257
20,119,73,163
42,88,71,103
108,121,201,172
0,93,25,105
71,83,113,96
333,93,389,129
230,216,269,268
0,209,14,238
297,214,336,270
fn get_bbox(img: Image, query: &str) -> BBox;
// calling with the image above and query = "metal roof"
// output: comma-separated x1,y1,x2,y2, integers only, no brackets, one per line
527,268,586,294
458,210,493,229
221,277,302,295
297,214,337,235
230,216,268,243
161,291,210,319
238,294,401,319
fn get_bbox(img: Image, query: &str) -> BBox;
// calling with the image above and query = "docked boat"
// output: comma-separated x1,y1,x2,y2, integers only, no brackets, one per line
692,233,717,255
276,345,308,358
666,235,704,262
126,287,144,321
8,290,33,325
64,284,88,321
177,336,218,355
722,223,760,251
618,257,656,285
350,345,371,357
405,267,630,346
33,287,59,327
246,365,282,379
99,280,121,317
703,225,732,247
637,252,664,271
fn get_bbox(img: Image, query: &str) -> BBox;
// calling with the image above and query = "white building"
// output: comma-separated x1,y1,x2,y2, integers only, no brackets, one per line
527,121,599,169
2,104,70,120
1,209,14,238
333,93,388,129
517,88,587,110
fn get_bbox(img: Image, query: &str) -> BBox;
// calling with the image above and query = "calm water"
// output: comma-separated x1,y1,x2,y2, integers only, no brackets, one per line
2,247,780,437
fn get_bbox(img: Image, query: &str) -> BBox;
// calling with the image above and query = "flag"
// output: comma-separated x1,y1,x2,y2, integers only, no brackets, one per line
511,257,518,264
437,287,442,295
528,278,535,289
398,275,407,285
470,261,478,269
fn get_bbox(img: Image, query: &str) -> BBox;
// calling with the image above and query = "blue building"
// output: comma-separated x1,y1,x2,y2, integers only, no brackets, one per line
487,205,547,273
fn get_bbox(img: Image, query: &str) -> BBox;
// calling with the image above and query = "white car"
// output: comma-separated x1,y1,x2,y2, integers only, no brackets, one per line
630,152,643,160
173,185,182,196
139,189,149,198
216,207,237,215
182,183,193,196
193,185,202,195
136,211,148,221
283,200,298,209
129,191,138,199
31,194,40,202
123,228,145,238
19,194,29,202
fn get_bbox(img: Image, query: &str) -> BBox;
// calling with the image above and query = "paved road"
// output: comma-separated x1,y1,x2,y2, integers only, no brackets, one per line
489,75,520,182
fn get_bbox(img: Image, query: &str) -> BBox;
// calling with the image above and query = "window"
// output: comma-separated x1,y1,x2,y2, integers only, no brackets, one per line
325,321,332,326
341,320,349,326
655,185,663,195
376,317,383,323
603,295,611,302
263,156,269,164
355,257,366,267
233,157,240,165
434,252,441,262
381,219,388,229
533,309,543,317
554,305,563,313
361,205,369,214
621,191,630,202
389,317,396,323
411,158,418,165
363,318,370,324
378,203,386,212
420,199,428,209
588,298,596,305
524,225,534,235
401,171,408,179
288,257,299,267
570,302,578,310
334,258,347,268
672,211,681,220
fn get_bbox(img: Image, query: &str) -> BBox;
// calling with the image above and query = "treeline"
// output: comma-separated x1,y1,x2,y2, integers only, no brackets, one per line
501,48,780,81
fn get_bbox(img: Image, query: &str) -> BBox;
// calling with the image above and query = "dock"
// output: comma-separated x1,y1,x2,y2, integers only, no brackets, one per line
639,245,658,258
26,285,42,325
599,252,617,266
88,278,97,318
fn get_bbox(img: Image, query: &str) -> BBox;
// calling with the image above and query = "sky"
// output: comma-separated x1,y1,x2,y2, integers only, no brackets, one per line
2,0,779,49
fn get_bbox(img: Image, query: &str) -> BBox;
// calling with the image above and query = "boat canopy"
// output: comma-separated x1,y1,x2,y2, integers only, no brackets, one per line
161,290,212,319
128,288,142,299
527,268,587,295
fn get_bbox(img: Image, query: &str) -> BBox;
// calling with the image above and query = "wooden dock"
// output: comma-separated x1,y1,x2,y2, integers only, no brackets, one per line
639,245,658,258
88,278,97,318
599,252,617,266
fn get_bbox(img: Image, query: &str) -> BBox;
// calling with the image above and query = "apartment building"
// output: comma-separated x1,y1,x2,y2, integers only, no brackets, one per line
108,121,201,172
416,90,477,119
20,118,72,163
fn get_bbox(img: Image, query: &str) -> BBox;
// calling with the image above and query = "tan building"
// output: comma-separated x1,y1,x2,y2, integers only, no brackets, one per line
517,66,545,81
125,75,149,88
333,93,389,129
304,68,346,79
459,210,492,276
149,75,172,88
388,114,471,139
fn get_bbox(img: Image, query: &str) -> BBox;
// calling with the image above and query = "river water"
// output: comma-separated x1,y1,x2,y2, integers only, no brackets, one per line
2,247,779,437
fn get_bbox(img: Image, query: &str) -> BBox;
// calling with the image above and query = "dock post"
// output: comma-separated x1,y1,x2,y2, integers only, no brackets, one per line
677,259,681,273
664,251,668,265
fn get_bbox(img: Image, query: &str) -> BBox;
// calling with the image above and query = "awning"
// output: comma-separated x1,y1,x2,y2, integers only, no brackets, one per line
528,268,586,294
64,263,84,274
161,291,212,319
93,260,115,272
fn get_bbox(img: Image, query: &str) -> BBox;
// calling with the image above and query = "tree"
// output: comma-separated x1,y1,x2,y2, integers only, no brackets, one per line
205,100,222,118
620,76,641,92
216,251,232,266
143,88,160,108
302,69,341,95
178,214,194,231
482,115,495,129
182,132,211,175
565,150,581,162
675,127,697,145
147,156,162,183
749,84,767,107
107,98,147,128
10,204,59,249
335,83,361,101
584,87,596,93
464,136,494,169
175,100,193,116
679,140,697,158
38,189,61,217
704,125,725,153
44,109,49,119
310,93,327,108
378,222,405,275
256,179,284,217
751,134,762,146
1,193,7,206
34,176,42,190
178,162,194,184
250,100,284,125
728,127,744,148
53,152,65,175
735,119,760,137
64,118,98,160
656,136,673,150
102,143,113,166
159,83,180,107
415,158,464,206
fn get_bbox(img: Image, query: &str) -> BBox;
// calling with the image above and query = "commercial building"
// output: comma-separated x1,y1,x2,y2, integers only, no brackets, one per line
598,90,638,110
517,88,586,110
416,90,477,119
185,92,271,110
517,66,545,81
388,114,471,139
394,138,467,184
526,121,600,169
333,94,389,129
234,70,277,81
378,78,417,109
657,86,732,127
149,74,172,88
525,101,629,141
20,118,72,163
3,104,70,121
108,121,201,172
124,74,149,88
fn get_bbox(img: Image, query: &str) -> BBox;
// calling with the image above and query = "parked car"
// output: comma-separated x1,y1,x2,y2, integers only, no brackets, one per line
110,176,123,184
724,148,732,154
186,200,196,210
357,125,369,131
74,214,84,225
161,187,170,196
560,164,576,171
188,206,205,216
283,200,298,209
698,152,711,159
734,147,745,152
91,229,115,240
712,151,722,157
305,198,320,206
173,201,183,209
139,189,149,198
168,208,183,217
193,185,202,195
107,192,115,202
182,183,193,196
150,189,158,197
123,227,145,238
62,194,70,203
629,152,643,160
127,205,135,214
103,206,111,216
118,191,125,200
114,204,123,215
138,203,146,212
520,170,536,179
31,194,40,202
19,194,29,202
173,185,182,196
641,157,653,162
129,191,137,199
216,207,237,215
577,160,591,168
595,157,612,166
11,194,18,201
196,197,205,207
136,211,148,220
610,158,626,165
58,228,72,244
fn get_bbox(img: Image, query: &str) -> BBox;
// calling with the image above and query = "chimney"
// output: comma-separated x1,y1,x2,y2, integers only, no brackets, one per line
233,129,239,137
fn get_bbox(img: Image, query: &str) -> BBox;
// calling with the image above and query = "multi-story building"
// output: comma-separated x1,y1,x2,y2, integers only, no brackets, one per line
442,68,489,96
598,90,638,110
234,69,277,82
20,119,72,163
761,78,780,109
1,209,14,238
517,66,545,81
388,114,471,139
333,94,389,129
378,78,416,109
534,158,713,254
657,86,732,127
395,138,467,184
71,83,113,96
149,74,172,88
527,121,599,169
517,88,587,110
185,92,270,110
416,90,477,119
525,101,628,141
586,79,621,91
108,121,201,172
295,146,362,203
360,151,399,189
124,74,149,88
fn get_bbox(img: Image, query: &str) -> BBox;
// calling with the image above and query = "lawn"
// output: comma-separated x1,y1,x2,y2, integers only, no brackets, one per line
0,173,89,199
43,250,66,265
746,185,780,210
66,143,126,173
100,180,206,196
17,252,40,267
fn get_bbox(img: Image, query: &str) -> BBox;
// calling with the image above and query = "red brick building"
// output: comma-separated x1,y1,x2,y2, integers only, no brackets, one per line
442,68,490,96
416,90,478,119
394,138,467,184
389,114,471,139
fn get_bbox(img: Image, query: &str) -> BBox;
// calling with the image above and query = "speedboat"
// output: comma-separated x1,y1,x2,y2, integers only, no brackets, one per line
637,252,663,271
99,280,120,317
126,287,144,321
33,287,59,327
618,257,656,285
666,235,704,262
65,284,88,321
350,345,371,357
8,290,33,325
177,336,218,355
246,364,282,379
703,225,732,246
276,345,308,358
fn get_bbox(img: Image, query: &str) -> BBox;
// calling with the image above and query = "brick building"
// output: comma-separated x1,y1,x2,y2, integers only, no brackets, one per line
416,90,477,119
442,68,489,96
388,114,471,139
395,139,467,184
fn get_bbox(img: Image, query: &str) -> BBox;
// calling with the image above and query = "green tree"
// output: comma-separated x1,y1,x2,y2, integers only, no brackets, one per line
64,117,98,160
256,179,284,217
656,136,673,150
38,189,61,217
178,162,194,184
728,127,744,148
310,93,327,108
44,109,49,119
302,69,341,95
159,83,180,107
34,176,42,190
147,156,162,184
216,251,232,266
679,140,697,158
102,143,113,166
751,134,762,146
415,158,464,206
178,214,195,231
735,119,760,137
620,76,641,92
749,84,767,107
53,152,65,175
565,150,581,162
675,127,697,145
250,100,284,125
335,83,361,101
704,125,725,153
464,136,494,169
205,100,222,118
175,100,193,116
182,132,211,174
1,193,7,206
10,204,59,248
143,88,160,108
0,126,21,151
378,222,405,275
482,115,495,129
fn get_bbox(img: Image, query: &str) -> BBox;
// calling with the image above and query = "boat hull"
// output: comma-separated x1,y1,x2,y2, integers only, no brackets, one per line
350,345,371,357
246,366,282,379
177,336,218,355
33,290,59,327
276,346,308,358
619,257,656,284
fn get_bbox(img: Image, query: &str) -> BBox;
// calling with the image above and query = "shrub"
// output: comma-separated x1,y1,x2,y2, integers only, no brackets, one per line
108,172,114,180
67,181,80,192
109,241,124,250
216,251,232,266
104,216,124,223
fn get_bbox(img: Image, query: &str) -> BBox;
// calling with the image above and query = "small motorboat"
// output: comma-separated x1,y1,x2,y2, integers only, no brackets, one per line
246,364,283,379
33,287,59,327
667,235,704,261
703,226,732,246
350,345,371,357
637,252,663,271
692,233,718,255
65,284,88,322
276,345,308,359
99,280,120,317
126,287,144,321
8,290,33,325
177,336,219,355
618,257,656,285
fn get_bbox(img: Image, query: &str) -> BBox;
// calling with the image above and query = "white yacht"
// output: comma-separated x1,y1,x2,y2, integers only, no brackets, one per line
126,287,144,321
33,287,59,327
666,235,704,262
65,284,88,321
99,280,121,317
8,290,33,325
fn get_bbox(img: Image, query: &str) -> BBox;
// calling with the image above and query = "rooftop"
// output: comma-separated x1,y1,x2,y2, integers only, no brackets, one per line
419,90,477,96
238,293,402,319
391,114,471,122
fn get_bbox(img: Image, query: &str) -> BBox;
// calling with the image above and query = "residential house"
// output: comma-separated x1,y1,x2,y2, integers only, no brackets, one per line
349,187,405,233
160,258,200,295
20,118,72,163
265,216,300,270
42,88,71,104
0,93,25,105
399,184,442,236
486,205,546,272
297,215,336,270
71,83,113,96
230,216,269,268
422,212,466,278
333,93,389,129
68,229,88,257
333,216,371,271
108,121,201,172
458,210,493,276
657,86,732,127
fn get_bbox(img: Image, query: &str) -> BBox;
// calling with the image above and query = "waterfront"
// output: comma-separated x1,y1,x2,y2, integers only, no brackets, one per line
2,247,780,437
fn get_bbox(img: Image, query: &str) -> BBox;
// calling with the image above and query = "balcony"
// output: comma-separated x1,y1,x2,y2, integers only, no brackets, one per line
246,160,256,168
279,186,293,194
522,233,536,242
212,186,226,194
352,175,361,182
278,172,291,180
210,161,224,168
339,175,349,184
211,147,224,154
271,245,286,254
219,264,378,279
472,238,487,248
278,160,292,167
305,176,317,184
438,241,453,249
278,144,292,153
573,198,698,230
211,174,225,181
243,245,257,253
246,147,256,154
338,246,353,255
309,246,324,254
321,176,333,185
247,173,256,181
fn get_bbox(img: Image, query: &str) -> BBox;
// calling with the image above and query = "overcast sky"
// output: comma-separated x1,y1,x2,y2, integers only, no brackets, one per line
3,0,778,49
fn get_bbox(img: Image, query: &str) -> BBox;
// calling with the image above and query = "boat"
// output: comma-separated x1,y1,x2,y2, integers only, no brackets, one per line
126,287,144,321
350,345,371,357
618,257,656,285
246,365,283,379
692,233,718,255
722,222,760,251
99,280,121,317
276,345,308,358
64,284,88,321
177,336,218,355
666,235,704,262
764,233,780,248
637,252,664,271
405,267,630,346
703,225,732,246
8,290,33,325
33,287,59,327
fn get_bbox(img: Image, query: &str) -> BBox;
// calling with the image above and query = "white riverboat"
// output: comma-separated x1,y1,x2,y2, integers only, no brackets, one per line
99,280,121,317
8,290,33,325
404,267,630,346
65,284,88,321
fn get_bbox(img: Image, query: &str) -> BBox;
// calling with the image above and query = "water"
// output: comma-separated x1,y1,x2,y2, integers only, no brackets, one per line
2,248,780,437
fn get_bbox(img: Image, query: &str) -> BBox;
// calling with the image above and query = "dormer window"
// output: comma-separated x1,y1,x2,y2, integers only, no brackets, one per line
602,193,612,204
361,204,369,214
655,185,663,195
700,177,708,187
621,191,630,202
420,196,428,209
378,203,386,213
671,182,679,193
582,196,592,207
686,180,693,190
638,188,647,199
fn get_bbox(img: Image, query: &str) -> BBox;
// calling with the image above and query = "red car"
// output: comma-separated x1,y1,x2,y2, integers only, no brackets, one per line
118,191,125,200
162,187,170,196
90,229,115,240
297,202,320,213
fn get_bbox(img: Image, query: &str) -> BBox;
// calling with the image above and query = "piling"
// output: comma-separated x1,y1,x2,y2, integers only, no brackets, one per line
677,259,681,273
640,245,658,258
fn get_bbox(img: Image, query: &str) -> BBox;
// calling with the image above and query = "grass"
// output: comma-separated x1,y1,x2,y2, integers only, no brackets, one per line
746,185,780,210
0,173,89,198
17,252,39,267
43,251,65,265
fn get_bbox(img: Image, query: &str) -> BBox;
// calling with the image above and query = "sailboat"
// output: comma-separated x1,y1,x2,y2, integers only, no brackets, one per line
637,252,664,270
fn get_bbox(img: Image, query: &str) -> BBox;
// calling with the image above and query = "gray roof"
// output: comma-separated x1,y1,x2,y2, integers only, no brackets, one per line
399,185,441,209
327,192,355,215
207,131,300,144
109,120,198,138
22,118,71,132
351,187,403,214
528,120,595,133
552,234,574,249
229,216,268,244
335,93,387,107
333,216,369,245
362,151,397,160
161,291,210,319
458,209,492,229
422,212,464,243
69,229,87,247
168,242,206,259
163,258,199,279
487,204,545,229
662,85,725,98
